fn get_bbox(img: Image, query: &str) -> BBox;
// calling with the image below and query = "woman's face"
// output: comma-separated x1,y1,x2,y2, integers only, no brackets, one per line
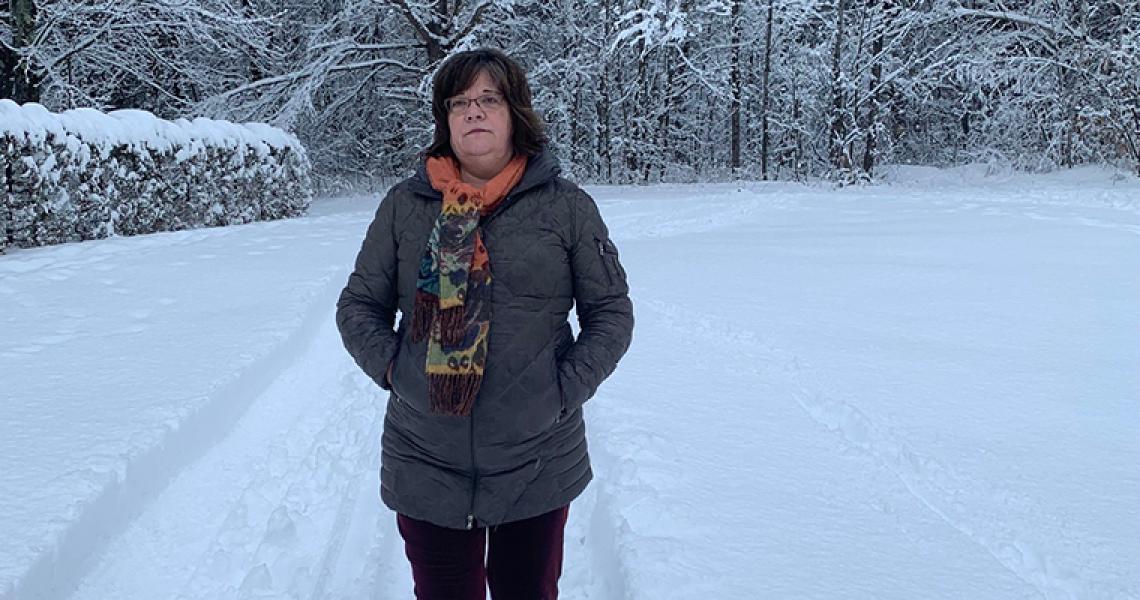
447,70,513,167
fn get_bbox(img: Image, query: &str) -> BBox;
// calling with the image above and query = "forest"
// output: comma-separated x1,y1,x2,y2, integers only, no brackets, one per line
2,0,1138,186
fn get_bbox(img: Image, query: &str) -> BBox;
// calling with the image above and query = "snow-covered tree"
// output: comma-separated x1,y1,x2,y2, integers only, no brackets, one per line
1,0,40,102
3,0,1137,183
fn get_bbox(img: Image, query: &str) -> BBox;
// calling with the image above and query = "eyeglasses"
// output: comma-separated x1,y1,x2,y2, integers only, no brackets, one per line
446,92,506,114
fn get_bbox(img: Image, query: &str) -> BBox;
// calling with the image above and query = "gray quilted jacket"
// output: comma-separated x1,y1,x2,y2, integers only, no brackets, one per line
335,151,634,529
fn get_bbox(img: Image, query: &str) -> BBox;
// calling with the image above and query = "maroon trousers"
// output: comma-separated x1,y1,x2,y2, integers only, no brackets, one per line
396,506,570,600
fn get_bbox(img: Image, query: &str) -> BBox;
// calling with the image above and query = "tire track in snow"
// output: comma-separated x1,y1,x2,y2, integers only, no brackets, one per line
171,360,383,599
320,400,632,600
306,403,378,600
62,305,388,600
562,455,635,600
318,461,409,600
934,201,1140,236
602,186,800,242
12,273,345,600
642,298,1139,600
140,322,626,599
889,189,1140,237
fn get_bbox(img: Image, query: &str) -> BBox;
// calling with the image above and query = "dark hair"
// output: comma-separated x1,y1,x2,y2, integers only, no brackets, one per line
425,48,548,158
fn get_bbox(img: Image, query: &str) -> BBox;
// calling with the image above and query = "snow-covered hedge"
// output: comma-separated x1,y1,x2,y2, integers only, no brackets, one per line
0,101,312,252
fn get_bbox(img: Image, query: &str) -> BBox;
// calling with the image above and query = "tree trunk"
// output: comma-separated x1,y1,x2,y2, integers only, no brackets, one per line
729,0,742,175
829,0,851,176
397,0,460,64
760,0,774,180
597,71,612,181
428,0,449,62
1132,100,1140,178
660,49,672,181
793,88,804,181
6,0,40,103
0,40,14,100
596,0,614,182
634,38,650,182
862,0,884,176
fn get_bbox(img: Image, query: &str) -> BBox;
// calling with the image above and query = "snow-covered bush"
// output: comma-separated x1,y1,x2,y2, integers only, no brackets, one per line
0,101,311,252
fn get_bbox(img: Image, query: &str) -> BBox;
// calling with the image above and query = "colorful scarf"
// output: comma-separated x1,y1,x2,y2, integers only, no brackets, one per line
410,154,527,416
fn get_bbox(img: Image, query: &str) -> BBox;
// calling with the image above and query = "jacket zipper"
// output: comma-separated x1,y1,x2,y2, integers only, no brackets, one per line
596,236,614,286
481,195,514,228
463,215,505,531
467,388,479,530
465,191,521,529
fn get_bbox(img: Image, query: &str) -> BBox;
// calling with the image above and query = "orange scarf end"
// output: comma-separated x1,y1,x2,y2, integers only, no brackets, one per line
426,155,527,215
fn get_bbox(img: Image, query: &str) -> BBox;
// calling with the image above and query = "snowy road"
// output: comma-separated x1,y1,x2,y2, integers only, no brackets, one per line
3,166,1138,599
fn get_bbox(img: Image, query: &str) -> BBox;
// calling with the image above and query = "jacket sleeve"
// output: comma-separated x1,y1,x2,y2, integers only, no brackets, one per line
336,189,401,390
558,190,634,412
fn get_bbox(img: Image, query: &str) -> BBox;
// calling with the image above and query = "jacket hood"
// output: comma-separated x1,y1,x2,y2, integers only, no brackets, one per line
408,149,562,200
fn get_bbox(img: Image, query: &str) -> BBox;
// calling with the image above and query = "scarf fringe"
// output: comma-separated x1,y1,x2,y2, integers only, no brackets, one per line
428,373,481,416
410,289,436,343
438,306,466,347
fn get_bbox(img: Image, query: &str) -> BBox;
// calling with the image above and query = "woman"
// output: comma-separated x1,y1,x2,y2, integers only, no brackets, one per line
335,48,634,600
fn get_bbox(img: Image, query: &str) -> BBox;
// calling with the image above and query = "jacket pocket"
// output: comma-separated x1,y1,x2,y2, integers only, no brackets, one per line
552,328,575,425
388,338,405,403
594,235,625,288
554,361,567,425
389,331,424,413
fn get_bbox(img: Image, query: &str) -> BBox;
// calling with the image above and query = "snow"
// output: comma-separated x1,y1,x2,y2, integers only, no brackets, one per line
0,100,304,155
2,166,1139,599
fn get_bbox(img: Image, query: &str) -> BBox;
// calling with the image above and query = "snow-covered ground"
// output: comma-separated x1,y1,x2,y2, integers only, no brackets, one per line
2,165,1138,599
